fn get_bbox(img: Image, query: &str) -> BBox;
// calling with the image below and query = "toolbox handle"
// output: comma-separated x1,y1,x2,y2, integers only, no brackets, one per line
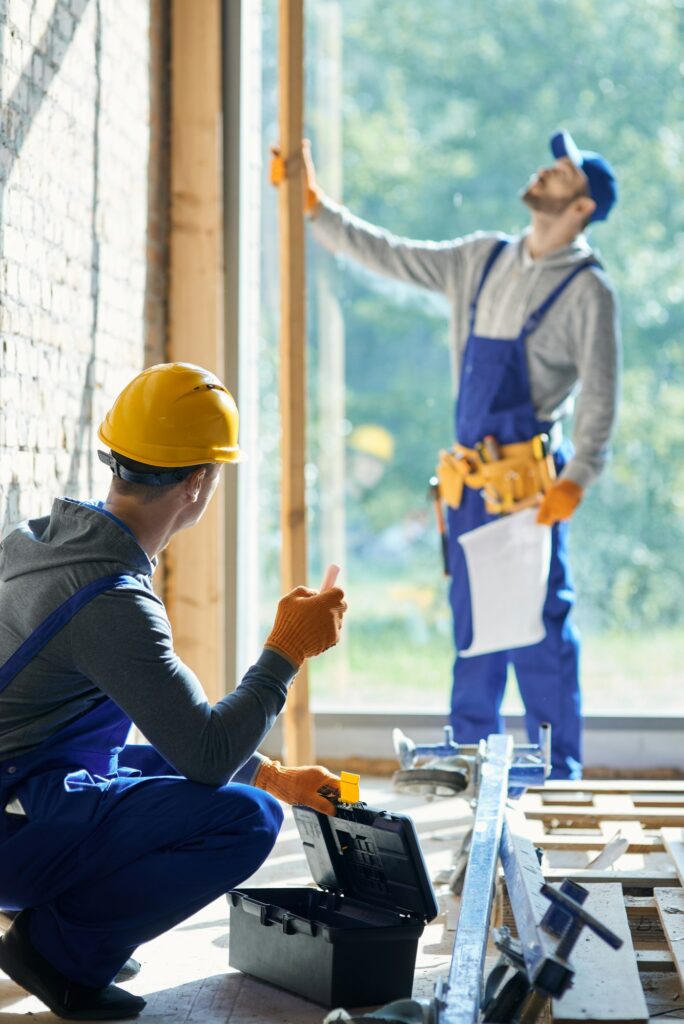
238,898,275,926
281,913,316,938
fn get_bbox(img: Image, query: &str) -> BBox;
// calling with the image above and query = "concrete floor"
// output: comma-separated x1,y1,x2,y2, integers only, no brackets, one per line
0,779,472,1023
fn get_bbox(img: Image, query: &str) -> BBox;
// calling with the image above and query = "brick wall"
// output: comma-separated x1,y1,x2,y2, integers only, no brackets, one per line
0,0,168,533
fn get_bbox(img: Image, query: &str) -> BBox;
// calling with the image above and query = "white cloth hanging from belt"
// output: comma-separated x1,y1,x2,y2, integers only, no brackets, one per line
457,508,551,658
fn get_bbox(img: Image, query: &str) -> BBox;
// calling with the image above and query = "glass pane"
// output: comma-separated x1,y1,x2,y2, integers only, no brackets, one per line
250,0,684,716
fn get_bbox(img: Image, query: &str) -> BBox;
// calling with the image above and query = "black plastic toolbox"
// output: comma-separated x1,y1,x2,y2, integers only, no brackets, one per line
227,802,439,1007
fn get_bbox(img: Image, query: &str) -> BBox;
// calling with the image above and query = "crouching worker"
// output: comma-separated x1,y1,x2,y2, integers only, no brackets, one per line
0,363,347,1020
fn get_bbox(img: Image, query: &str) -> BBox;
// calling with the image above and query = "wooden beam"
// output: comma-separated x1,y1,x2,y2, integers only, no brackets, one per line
543,867,679,887
531,780,684,794
661,828,684,885
278,0,313,764
654,888,684,988
635,948,675,972
167,0,225,700
521,804,684,828
498,891,667,944
311,1,347,698
532,835,663,854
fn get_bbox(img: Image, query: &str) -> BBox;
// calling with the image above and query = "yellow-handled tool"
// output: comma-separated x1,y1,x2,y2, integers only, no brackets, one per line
339,771,361,804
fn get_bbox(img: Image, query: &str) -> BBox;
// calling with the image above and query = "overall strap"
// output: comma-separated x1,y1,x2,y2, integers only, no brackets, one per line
468,239,510,332
0,574,139,693
519,258,601,339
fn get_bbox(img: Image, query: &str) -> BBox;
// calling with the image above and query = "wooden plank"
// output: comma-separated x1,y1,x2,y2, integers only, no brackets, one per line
631,795,684,806
523,805,684,827
494,888,666,947
531,780,684,794
624,895,659,916
167,0,225,700
534,835,662,854
590,798,647,870
654,888,684,989
542,792,595,806
594,795,638,818
277,0,312,764
662,828,684,886
635,948,675,972
543,867,679,887
599,822,647,843
311,1,347,697
551,883,649,1022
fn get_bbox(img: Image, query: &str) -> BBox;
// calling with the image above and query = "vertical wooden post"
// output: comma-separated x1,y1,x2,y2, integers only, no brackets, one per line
167,0,225,701
279,0,313,764
312,1,347,699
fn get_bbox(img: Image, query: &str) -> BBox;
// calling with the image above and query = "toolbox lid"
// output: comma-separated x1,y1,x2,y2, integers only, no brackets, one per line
293,804,440,922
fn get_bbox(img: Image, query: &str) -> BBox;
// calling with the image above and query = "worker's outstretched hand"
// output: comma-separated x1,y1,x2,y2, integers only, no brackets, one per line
255,759,340,815
264,585,347,667
301,139,323,215
536,480,583,526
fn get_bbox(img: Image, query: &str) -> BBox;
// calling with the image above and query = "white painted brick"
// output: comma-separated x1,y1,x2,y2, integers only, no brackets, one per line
1,0,154,532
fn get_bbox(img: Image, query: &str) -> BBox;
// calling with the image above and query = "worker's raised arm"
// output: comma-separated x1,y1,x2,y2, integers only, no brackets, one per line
297,140,463,295
70,583,347,788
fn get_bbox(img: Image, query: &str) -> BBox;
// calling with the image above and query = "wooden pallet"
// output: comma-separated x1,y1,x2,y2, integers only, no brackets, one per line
498,781,684,1022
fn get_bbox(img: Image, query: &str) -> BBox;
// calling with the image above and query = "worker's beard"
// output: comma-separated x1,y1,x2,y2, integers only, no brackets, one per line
521,186,584,216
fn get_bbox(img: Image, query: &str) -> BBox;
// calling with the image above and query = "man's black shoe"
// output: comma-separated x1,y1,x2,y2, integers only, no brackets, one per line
0,911,146,1020
1,911,140,984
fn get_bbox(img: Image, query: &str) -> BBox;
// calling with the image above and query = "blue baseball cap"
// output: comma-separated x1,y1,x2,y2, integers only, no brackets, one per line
550,130,617,222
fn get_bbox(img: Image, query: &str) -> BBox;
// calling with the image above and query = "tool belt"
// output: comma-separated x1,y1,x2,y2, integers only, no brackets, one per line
436,435,556,515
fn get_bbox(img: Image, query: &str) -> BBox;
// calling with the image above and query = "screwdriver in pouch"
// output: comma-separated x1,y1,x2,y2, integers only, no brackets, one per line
428,476,449,576
483,434,502,461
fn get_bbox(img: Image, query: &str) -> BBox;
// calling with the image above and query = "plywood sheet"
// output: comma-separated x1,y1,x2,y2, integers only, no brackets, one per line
552,883,649,1023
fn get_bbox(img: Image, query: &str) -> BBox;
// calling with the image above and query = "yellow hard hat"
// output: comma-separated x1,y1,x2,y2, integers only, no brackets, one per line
348,423,394,462
98,362,243,468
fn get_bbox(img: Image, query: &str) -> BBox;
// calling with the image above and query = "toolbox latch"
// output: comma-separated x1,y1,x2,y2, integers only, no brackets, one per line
281,912,316,937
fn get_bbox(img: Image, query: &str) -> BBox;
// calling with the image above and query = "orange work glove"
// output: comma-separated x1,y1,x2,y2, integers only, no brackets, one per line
264,586,347,667
254,758,340,815
301,139,323,216
536,480,583,526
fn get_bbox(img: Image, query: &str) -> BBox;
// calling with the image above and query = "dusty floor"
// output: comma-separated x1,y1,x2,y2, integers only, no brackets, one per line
0,778,472,1023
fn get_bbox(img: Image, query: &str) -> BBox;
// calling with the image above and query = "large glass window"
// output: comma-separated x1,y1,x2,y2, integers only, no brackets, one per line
246,0,684,714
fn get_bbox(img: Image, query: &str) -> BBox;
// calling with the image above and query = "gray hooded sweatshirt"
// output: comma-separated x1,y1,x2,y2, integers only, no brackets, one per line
312,197,621,488
0,499,295,785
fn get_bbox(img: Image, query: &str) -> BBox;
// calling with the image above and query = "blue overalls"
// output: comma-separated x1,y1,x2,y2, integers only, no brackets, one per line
448,240,599,780
0,574,282,988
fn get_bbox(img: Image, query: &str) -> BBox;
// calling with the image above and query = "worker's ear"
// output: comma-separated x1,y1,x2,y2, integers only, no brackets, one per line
574,194,596,225
183,467,207,504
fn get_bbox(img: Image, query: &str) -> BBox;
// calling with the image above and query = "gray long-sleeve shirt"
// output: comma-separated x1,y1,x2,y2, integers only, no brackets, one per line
0,499,296,785
312,197,621,488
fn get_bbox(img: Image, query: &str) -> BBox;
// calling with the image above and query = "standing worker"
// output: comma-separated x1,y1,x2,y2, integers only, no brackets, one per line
0,363,347,1020
301,130,620,779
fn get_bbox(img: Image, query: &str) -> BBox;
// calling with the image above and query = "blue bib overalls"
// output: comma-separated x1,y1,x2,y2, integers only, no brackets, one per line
0,575,282,988
448,240,599,780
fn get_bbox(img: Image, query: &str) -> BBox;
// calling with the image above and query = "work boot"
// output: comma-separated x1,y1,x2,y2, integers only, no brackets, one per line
0,909,140,983
0,911,146,1020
